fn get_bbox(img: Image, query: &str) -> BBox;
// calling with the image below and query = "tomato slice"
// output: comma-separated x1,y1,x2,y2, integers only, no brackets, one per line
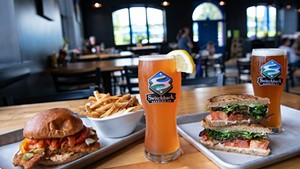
45,139,51,146
50,139,59,149
250,139,269,150
224,140,250,148
224,141,236,147
36,140,44,148
26,139,37,145
228,112,250,121
235,140,250,148
68,136,76,147
28,139,44,150
20,138,45,153
210,110,228,120
76,126,90,144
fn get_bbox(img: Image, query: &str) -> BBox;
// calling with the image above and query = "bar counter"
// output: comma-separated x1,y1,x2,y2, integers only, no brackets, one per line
0,84,299,168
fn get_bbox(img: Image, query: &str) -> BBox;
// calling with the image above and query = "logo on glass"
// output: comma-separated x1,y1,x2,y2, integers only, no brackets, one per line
261,60,282,79
146,71,176,103
149,71,173,95
257,60,283,86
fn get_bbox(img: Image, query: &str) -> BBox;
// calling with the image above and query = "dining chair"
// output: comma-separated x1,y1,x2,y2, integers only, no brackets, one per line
182,73,225,89
110,70,127,94
237,59,251,83
198,54,224,77
4,86,97,106
123,66,139,94
51,68,102,92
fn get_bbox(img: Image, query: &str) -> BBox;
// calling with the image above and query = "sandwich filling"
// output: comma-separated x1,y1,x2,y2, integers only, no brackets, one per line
199,129,269,150
210,104,269,122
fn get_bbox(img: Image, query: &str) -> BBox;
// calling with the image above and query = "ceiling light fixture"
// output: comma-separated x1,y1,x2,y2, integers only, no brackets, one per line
298,8,300,13
93,2,102,8
219,1,225,6
161,1,170,7
286,4,291,10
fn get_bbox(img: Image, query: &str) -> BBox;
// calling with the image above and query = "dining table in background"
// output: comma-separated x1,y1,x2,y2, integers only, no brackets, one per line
51,57,139,94
130,45,159,55
78,52,134,61
1,83,300,169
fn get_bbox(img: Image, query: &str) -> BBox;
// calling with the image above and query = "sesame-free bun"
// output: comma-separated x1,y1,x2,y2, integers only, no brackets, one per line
23,108,83,139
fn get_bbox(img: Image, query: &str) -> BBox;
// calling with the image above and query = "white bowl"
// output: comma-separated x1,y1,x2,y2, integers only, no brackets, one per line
87,109,144,138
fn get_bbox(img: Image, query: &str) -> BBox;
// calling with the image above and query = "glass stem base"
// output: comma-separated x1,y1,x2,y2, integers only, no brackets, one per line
144,148,182,163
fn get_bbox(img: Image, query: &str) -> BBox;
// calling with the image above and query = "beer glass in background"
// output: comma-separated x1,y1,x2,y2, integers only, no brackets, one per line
138,55,181,163
251,48,287,133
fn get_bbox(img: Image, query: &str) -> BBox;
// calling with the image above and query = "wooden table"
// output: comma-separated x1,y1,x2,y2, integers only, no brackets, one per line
52,58,139,94
130,45,159,55
1,84,299,169
78,52,133,60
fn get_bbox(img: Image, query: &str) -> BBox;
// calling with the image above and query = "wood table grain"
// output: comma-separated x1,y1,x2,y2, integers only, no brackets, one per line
79,53,133,60
0,83,299,169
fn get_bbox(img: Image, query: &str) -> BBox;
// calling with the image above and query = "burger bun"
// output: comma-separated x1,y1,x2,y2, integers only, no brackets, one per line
23,108,83,139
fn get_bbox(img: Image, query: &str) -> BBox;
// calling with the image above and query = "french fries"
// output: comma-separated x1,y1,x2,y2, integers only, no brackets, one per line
79,91,143,118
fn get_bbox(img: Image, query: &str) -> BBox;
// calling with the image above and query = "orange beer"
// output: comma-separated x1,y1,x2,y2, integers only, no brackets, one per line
251,49,287,133
138,55,181,163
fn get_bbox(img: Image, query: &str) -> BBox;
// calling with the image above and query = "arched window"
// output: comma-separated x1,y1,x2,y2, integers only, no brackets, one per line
192,2,224,47
112,7,165,46
247,5,276,39
192,2,223,20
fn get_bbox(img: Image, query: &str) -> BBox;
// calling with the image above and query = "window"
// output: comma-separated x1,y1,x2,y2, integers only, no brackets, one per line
112,7,165,46
147,8,164,43
112,9,130,45
192,2,224,47
192,2,223,20
247,5,277,38
193,23,198,42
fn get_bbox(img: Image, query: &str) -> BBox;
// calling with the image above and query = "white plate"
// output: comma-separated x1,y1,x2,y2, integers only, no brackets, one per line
177,105,300,169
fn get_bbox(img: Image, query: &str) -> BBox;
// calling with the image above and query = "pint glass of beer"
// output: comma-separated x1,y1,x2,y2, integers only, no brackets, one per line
138,55,181,163
251,49,287,133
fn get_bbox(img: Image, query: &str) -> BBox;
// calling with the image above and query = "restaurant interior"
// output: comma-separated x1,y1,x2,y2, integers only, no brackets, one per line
1,0,300,169
0,0,300,105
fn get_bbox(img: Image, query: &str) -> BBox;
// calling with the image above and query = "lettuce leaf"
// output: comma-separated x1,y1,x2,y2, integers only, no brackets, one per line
218,104,268,120
206,129,267,141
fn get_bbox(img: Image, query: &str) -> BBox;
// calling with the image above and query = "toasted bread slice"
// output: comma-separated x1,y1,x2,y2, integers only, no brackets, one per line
206,93,270,108
199,138,271,156
201,119,272,134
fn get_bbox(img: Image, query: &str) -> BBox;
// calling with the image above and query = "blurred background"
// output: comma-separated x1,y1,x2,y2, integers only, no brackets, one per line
1,0,300,105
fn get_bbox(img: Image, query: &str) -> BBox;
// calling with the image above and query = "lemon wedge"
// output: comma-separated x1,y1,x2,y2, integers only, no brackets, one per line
167,50,195,73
